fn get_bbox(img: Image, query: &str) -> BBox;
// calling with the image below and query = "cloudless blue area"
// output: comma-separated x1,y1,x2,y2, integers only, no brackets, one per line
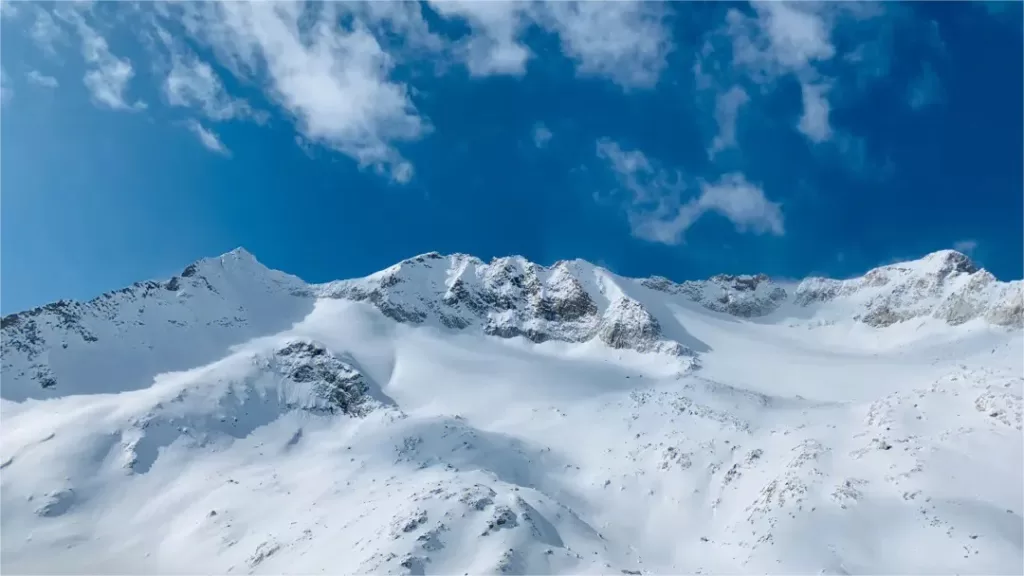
1,2,1021,313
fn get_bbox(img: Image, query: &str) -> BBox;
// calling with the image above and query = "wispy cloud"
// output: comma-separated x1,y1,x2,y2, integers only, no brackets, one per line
537,2,672,90
532,122,552,149
65,9,145,111
953,239,978,256
907,63,942,111
0,0,17,20
694,2,944,177
709,85,749,158
186,119,230,156
423,1,674,90
164,50,260,122
597,138,783,245
174,2,425,183
1,67,12,105
10,2,677,184
428,2,533,77
798,81,833,143
26,70,59,88
702,2,840,145
30,5,64,56
696,173,784,236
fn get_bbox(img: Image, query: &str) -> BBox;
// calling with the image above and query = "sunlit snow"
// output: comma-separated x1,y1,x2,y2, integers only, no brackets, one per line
2,248,1021,574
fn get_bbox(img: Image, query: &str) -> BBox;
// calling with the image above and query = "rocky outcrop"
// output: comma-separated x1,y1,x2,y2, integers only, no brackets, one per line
794,250,1022,328
273,341,373,415
318,255,692,358
642,273,787,318
598,298,688,356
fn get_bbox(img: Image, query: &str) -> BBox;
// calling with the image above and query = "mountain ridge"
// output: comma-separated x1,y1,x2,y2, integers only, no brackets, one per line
4,246,1020,326
3,247,1021,401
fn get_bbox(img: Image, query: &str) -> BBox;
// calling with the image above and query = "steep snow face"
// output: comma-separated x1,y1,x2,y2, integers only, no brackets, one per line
793,250,1023,328
2,248,1022,575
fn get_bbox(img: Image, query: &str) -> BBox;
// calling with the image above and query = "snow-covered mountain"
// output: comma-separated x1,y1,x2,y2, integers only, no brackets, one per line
2,248,1021,574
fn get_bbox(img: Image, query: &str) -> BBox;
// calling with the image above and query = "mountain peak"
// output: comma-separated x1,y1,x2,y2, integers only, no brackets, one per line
222,246,257,260
914,249,980,277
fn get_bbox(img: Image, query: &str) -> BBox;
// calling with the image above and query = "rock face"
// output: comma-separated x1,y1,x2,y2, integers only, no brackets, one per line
642,273,788,318
317,254,694,359
794,250,1023,328
272,340,373,416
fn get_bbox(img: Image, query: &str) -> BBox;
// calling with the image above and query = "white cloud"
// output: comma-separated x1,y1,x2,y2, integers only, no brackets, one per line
597,139,783,245
695,3,926,156
165,51,258,122
67,11,145,111
177,2,425,183
0,0,17,20
428,2,532,77
22,1,672,184
26,70,59,88
797,81,832,143
750,2,835,72
424,1,674,89
596,138,675,208
907,63,941,111
186,119,230,156
709,85,749,157
532,122,552,148
537,2,672,90
1,67,12,105
953,239,978,256
718,2,838,143
696,173,784,236
30,6,64,56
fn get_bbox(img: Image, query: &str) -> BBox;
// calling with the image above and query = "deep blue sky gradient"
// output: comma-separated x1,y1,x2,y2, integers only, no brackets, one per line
1,2,1021,313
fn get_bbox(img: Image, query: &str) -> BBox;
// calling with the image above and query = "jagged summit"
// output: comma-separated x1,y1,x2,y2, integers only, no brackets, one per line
794,250,1020,328
3,247,1019,333
912,249,980,276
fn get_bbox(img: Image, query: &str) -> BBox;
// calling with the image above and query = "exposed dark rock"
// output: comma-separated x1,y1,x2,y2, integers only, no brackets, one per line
275,341,372,416
599,299,662,351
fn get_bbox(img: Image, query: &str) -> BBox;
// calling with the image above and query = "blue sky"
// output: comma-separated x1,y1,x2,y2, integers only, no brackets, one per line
1,1,1021,313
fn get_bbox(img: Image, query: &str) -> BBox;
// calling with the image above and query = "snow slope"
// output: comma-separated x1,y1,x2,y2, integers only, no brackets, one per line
2,248,1021,574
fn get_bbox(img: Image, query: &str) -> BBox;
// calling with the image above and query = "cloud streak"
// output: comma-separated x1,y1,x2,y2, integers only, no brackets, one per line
532,122,552,148
174,2,426,183
164,50,259,122
953,239,978,256
186,119,230,156
65,9,145,111
709,85,749,158
1,67,12,105
12,1,678,184
907,63,942,111
423,1,674,89
26,70,59,88
598,139,783,245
